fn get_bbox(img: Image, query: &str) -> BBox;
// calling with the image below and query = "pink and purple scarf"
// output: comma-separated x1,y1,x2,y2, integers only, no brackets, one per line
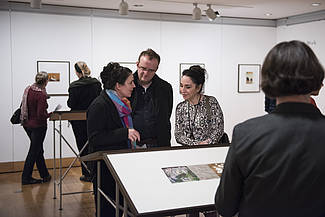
106,89,134,148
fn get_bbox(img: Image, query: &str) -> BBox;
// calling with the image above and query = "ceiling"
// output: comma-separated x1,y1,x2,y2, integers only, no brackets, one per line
10,0,325,19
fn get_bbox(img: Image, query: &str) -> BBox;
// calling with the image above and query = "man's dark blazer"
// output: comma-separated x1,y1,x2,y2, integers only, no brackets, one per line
215,102,325,217
129,72,173,147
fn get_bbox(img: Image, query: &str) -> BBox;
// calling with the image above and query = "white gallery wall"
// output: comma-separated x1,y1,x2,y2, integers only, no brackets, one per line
0,10,13,163
1,7,323,164
277,20,325,111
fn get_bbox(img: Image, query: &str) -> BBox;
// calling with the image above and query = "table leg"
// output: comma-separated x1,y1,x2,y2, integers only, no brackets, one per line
53,121,56,199
59,117,62,210
97,161,101,217
116,184,120,217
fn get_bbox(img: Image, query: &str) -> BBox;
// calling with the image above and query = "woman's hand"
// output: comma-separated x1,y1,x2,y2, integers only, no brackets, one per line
128,128,140,142
199,138,212,145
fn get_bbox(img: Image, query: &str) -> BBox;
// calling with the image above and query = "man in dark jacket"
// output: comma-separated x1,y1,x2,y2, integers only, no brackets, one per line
129,48,173,147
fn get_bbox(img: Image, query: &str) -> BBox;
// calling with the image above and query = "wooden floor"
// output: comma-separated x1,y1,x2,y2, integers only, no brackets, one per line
0,167,94,217
0,167,192,217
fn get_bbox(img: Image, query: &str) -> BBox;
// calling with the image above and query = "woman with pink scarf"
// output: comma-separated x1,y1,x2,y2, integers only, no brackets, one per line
87,62,140,217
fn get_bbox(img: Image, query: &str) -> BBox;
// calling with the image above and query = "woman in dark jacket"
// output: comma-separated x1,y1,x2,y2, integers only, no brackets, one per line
87,62,140,217
67,61,101,182
215,41,325,217
21,71,51,185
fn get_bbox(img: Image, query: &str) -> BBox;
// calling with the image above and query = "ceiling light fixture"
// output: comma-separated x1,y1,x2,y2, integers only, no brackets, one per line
30,0,42,9
192,3,201,20
206,4,217,21
119,0,128,15
133,4,143,7
311,2,321,6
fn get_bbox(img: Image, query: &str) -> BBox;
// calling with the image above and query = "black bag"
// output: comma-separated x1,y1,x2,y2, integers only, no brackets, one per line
10,108,21,124
218,132,230,144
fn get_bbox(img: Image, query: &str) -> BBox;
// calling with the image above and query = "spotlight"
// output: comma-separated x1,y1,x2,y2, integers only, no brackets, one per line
215,11,221,18
192,3,201,20
311,2,321,7
206,4,216,21
119,0,128,15
30,0,41,9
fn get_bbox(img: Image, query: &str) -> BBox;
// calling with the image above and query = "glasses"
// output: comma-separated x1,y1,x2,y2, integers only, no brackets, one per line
138,65,156,73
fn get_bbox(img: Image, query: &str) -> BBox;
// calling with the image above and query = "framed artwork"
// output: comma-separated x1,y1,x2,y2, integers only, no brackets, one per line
238,64,261,93
119,62,137,72
179,63,205,92
37,60,70,96
179,63,205,80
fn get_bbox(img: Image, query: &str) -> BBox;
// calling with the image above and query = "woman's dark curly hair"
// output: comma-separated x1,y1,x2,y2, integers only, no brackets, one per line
100,62,132,90
182,65,207,93
261,40,324,98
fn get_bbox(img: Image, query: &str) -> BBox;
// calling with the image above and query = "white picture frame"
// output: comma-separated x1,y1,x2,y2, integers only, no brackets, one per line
179,63,205,92
37,60,70,96
119,61,137,73
238,64,261,93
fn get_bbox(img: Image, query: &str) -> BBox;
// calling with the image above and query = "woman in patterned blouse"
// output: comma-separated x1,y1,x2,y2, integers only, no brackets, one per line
175,65,224,146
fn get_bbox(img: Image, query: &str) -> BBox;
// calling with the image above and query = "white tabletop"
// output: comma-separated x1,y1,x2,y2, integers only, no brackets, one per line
106,146,229,215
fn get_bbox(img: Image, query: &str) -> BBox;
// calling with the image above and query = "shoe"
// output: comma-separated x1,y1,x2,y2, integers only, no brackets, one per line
80,175,92,182
43,175,51,183
22,177,43,185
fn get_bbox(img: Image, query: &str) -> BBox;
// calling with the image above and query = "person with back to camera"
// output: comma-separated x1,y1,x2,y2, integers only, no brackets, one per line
87,62,140,217
20,71,52,185
175,65,224,217
175,65,225,146
215,40,325,217
129,48,173,148
67,61,101,182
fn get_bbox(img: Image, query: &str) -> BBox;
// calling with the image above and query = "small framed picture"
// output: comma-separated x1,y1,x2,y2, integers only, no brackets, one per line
118,62,137,73
179,63,205,92
37,60,70,96
238,64,261,93
179,63,205,81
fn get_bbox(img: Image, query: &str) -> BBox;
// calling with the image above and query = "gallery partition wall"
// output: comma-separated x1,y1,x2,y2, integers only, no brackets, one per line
1,2,324,170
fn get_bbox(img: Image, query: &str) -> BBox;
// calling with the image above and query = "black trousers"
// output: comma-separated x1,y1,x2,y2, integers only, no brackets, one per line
22,126,49,180
92,160,123,217
71,120,90,177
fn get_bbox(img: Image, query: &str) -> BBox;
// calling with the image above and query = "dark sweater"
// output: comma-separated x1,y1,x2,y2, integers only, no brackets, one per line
67,77,101,110
129,72,173,147
216,102,325,217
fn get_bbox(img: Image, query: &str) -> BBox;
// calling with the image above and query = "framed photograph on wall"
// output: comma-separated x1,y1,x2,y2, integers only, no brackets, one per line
119,62,137,73
179,63,205,80
179,63,205,92
238,64,261,93
37,60,70,96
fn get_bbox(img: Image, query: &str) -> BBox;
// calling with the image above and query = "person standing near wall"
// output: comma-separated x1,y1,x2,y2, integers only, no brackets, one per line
20,71,52,185
174,65,224,217
87,62,140,217
215,40,325,217
129,48,173,148
175,65,224,147
67,61,101,182
264,96,276,113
